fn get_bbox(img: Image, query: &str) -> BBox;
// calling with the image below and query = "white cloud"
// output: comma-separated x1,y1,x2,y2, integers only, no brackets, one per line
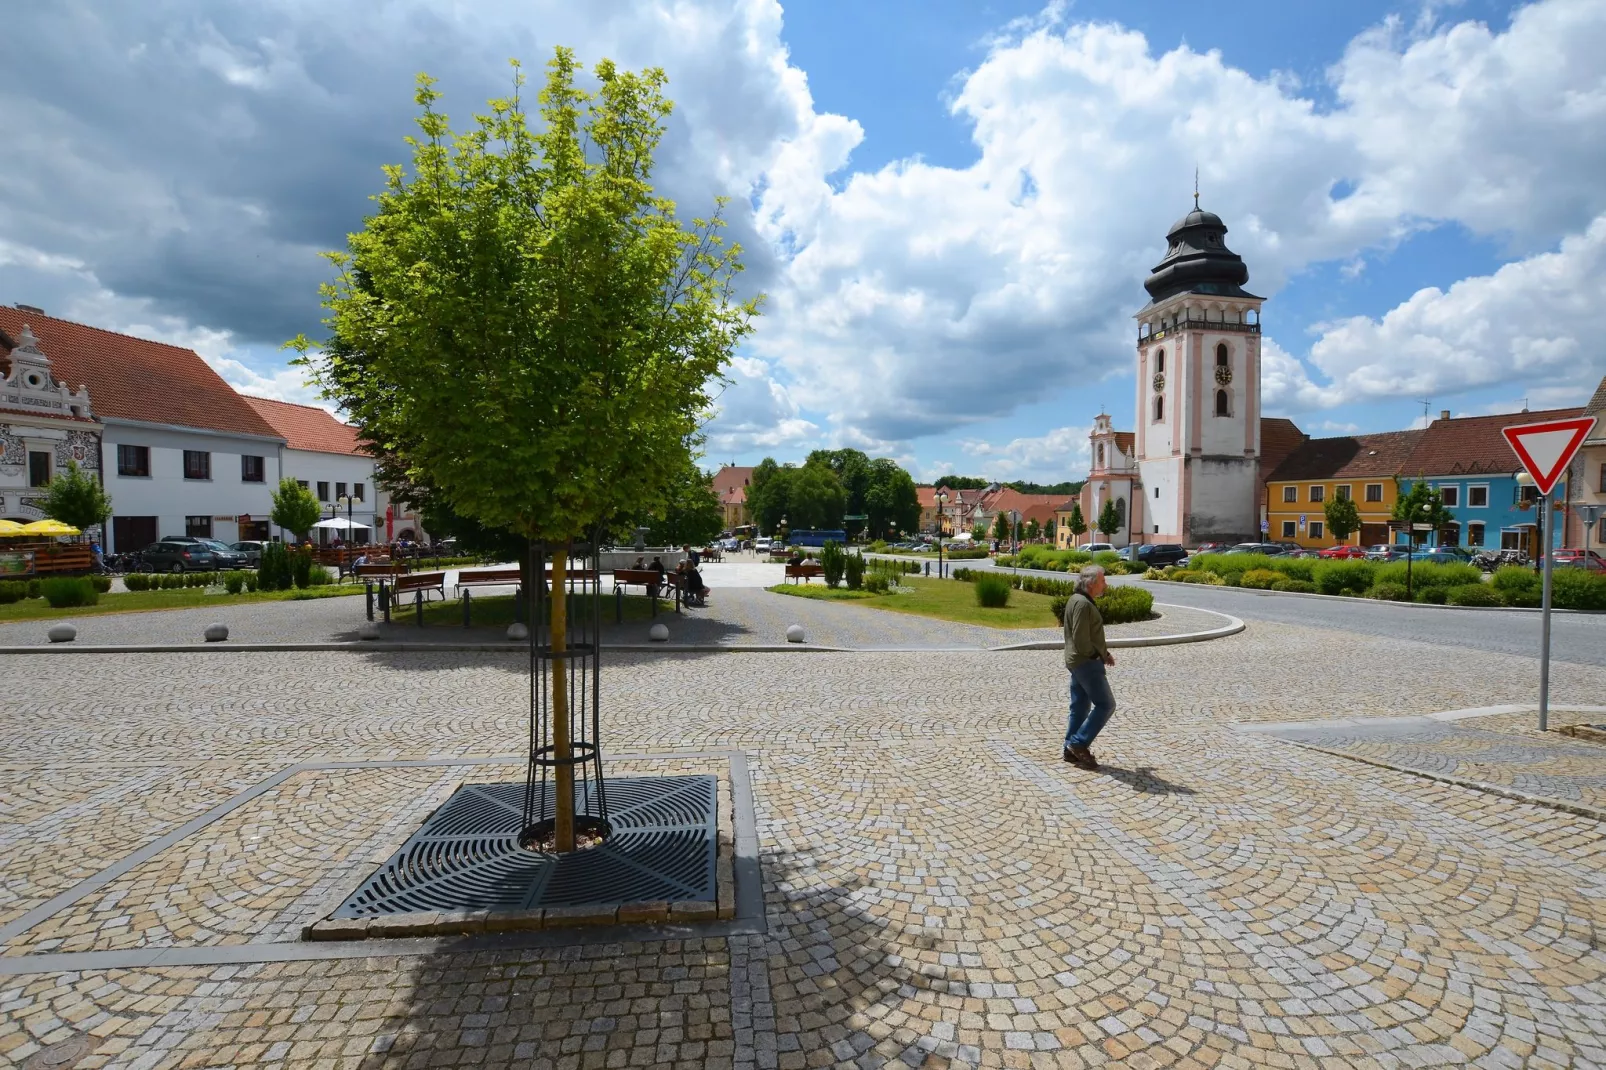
957,424,1090,482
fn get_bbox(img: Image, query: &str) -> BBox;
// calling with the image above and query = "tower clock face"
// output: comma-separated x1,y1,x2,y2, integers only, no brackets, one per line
1152,372,1165,392
1215,364,1232,386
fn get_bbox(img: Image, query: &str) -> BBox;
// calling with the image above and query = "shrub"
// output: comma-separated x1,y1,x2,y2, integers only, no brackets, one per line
1266,557,1315,582
1414,587,1448,604
864,572,890,595
1145,568,1168,580
945,548,989,560
26,579,42,599
41,577,99,608
1240,568,1281,590
1370,582,1409,601
123,573,148,592
1050,595,1069,623
291,548,313,590
162,573,186,590
223,571,247,595
258,542,292,592
1097,585,1154,624
844,551,865,591
868,540,888,553
1446,583,1501,607
1093,551,1121,567
1173,570,1225,585
1551,568,1606,611
1501,586,1541,608
187,571,211,588
1490,565,1540,595
1219,570,1247,587
819,542,847,588
307,565,334,586
1312,560,1375,596
243,571,260,593
974,574,1012,608
1373,561,1481,591
87,574,112,593
1270,578,1316,593
0,581,25,604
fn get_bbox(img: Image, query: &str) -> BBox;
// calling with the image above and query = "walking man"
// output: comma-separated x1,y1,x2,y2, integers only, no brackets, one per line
1063,564,1115,769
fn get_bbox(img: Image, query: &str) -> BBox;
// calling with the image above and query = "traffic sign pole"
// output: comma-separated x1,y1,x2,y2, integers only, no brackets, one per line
1540,491,1554,731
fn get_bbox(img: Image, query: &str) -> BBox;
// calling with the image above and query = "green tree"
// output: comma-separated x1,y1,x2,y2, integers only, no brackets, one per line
1323,494,1361,544
863,458,920,539
1391,479,1454,543
1024,518,1040,540
747,463,845,533
643,461,724,547
807,449,871,518
40,460,112,533
1097,499,1121,539
970,523,988,542
271,477,322,541
992,511,1011,543
935,475,989,490
296,51,758,851
1044,517,1055,542
1067,504,1088,543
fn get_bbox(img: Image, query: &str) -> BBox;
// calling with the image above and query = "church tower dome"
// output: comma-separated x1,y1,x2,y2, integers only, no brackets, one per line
1142,203,1260,306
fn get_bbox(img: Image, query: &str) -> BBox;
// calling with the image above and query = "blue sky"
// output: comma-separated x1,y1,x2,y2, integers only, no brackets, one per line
2,0,1602,483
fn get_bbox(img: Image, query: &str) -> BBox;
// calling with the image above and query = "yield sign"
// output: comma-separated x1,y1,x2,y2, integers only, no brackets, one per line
1502,416,1596,497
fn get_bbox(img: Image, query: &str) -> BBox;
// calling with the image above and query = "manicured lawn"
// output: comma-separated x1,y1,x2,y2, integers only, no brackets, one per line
0,584,362,622
768,576,1059,629
410,591,666,629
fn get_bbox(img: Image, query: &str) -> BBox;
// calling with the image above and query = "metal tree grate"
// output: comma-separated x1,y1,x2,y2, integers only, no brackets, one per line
333,775,718,917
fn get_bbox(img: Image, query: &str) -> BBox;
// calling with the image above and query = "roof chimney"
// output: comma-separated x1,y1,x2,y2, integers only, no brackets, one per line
14,304,44,314
1439,409,1450,421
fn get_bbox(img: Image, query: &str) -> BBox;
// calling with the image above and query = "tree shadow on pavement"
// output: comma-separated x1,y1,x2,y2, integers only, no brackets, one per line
1096,763,1197,795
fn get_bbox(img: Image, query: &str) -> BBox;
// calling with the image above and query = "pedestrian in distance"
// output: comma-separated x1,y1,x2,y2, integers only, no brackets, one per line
1063,564,1116,770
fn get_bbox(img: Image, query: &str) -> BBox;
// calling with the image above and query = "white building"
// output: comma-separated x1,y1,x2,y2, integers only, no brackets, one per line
0,307,286,553
242,396,377,544
0,323,100,528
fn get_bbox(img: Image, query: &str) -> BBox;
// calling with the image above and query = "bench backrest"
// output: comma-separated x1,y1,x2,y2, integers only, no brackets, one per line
355,562,407,576
785,563,823,576
614,569,661,583
393,571,446,592
457,569,521,585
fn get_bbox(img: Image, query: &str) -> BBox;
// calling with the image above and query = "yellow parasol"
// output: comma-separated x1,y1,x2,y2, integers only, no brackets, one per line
0,519,25,535
18,519,81,536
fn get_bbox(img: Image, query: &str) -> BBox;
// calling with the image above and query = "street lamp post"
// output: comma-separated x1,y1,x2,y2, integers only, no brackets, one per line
934,490,949,579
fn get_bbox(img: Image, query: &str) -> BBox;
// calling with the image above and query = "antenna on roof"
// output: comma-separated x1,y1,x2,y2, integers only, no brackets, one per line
1193,167,1200,209
1416,396,1432,422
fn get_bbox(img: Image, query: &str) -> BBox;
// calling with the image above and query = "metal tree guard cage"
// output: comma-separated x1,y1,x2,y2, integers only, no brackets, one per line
521,535,610,852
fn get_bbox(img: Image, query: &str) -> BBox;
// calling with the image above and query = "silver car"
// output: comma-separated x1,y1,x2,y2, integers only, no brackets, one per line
229,540,267,566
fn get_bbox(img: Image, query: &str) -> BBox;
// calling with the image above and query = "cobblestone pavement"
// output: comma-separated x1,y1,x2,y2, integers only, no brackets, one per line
3,620,1606,1067
0,582,1225,650
1245,709,1606,813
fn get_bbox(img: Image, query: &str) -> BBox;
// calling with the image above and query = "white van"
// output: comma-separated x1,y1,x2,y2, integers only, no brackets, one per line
754,536,772,552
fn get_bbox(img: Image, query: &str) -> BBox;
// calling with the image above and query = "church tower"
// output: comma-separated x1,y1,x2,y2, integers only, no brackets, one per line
1133,201,1264,544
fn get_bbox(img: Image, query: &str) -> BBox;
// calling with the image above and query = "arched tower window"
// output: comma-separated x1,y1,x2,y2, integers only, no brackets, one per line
1215,389,1230,417
1096,444,1105,467
1115,498,1126,528
1216,343,1229,366
1155,348,1165,375
1153,396,1164,422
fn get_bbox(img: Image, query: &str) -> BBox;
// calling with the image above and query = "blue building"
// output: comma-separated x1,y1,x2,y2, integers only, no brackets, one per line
1399,407,1581,553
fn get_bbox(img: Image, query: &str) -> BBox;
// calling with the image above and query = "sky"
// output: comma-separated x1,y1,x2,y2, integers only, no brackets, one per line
3,0,1604,483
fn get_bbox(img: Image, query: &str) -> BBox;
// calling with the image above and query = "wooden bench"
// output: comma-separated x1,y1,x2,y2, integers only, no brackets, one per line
390,571,446,602
349,561,409,581
613,568,664,596
455,568,522,597
784,562,824,584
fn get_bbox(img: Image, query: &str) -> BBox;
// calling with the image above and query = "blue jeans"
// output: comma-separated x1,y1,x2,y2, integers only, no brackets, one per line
1065,660,1115,750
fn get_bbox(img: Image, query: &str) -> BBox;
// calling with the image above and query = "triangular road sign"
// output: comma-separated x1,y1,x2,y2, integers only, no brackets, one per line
1502,416,1597,497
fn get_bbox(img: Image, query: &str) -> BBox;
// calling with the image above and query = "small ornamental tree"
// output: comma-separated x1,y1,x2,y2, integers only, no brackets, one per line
298,51,758,851
1392,478,1454,544
41,461,112,534
1044,517,1055,542
1323,494,1361,544
271,478,322,542
1097,499,1121,539
1067,504,1088,544
1024,518,1040,540
992,511,1011,543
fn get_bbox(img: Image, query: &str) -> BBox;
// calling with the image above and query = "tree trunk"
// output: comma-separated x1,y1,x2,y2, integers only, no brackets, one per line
549,543,575,852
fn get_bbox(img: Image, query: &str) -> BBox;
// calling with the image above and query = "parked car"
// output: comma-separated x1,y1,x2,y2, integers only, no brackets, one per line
142,538,218,573
1410,546,1474,565
754,537,772,553
1223,542,1286,555
199,539,250,569
1191,542,1230,556
230,540,267,566
1078,543,1117,554
1317,544,1369,559
1550,549,1606,573
1364,544,1406,561
1125,543,1188,567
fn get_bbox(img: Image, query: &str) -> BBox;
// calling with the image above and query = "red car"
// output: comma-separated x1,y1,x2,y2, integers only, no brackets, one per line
1550,549,1606,573
1317,544,1369,559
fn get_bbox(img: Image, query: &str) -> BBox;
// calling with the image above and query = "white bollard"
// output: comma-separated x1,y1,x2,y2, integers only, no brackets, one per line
648,623,669,642
47,623,77,644
506,622,529,641
786,624,805,644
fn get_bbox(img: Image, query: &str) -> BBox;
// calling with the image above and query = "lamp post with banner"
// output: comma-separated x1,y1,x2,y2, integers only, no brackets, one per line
934,490,949,579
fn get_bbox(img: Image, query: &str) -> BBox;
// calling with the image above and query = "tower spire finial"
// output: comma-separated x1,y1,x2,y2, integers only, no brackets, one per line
1193,166,1199,209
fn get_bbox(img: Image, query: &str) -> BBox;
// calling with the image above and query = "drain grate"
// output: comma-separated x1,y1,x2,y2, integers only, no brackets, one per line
333,775,717,917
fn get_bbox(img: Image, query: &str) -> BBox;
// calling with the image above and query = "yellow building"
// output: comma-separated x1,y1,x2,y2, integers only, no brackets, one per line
1263,430,1423,548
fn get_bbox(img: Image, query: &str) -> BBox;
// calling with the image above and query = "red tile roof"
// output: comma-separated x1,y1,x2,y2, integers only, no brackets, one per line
1113,432,1135,456
0,308,280,439
1258,418,1306,481
1401,407,1583,477
241,395,365,456
712,466,754,498
1266,429,1425,483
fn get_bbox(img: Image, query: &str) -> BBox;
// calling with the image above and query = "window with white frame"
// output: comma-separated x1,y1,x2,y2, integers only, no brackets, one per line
1309,521,1324,539
1336,485,1351,500
1468,522,1485,547
1282,486,1297,503
1281,521,1297,538
1439,485,1459,507
1309,485,1325,503
1467,484,1488,508
1365,483,1383,502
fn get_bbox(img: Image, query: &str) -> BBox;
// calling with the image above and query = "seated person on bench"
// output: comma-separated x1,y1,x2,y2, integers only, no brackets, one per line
679,561,709,606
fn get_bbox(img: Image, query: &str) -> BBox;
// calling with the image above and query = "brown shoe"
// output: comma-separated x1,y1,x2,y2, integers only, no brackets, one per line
1065,746,1097,770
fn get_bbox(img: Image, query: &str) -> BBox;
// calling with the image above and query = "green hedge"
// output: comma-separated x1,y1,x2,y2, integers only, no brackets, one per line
1240,568,1281,590
1372,561,1482,590
1447,583,1501,606
1271,577,1316,593
974,574,1012,608
1050,586,1155,625
1552,569,1606,610
41,577,99,608
0,581,25,604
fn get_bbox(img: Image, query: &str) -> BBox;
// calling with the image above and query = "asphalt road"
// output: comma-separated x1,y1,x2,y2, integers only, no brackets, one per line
886,553,1606,667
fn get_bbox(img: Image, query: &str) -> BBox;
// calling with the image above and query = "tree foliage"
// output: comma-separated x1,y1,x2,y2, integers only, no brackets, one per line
863,458,920,538
1391,479,1455,538
992,511,1011,542
806,449,870,518
40,461,112,532
270,477,323,539
1323,494,1361,543
1067,504,1088,539
643,461,724,547
747,462,845,532
1097,499,1121,538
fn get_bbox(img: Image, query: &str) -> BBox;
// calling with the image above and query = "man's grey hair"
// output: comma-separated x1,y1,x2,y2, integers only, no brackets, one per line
1074,564,1105,595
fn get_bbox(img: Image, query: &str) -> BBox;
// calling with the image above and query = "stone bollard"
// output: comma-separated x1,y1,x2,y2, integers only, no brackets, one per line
648,623,669,642
786,624,805,644
506,622,529,642
356,621,380,641
203,623,229,643
47,623,77,644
